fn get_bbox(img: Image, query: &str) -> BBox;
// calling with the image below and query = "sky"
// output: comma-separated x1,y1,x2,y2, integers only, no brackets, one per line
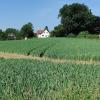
0,0,100,31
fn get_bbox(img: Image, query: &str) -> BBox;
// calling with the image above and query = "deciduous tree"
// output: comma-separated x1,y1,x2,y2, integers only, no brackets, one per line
20,22,34,38
59,3,95,35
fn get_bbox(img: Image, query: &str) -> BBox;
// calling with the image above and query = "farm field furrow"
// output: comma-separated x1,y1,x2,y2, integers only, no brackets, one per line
0,38,100,61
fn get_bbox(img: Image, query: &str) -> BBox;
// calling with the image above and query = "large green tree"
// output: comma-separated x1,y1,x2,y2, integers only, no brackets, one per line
88,16,100,34
0,29,4,39
51,24,66,37
5,28,21,40
0,29,7,40
59,3,95,35
20,22,34,38
5,28,19,34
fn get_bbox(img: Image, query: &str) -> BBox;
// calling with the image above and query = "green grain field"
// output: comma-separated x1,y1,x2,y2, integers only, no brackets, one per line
0,38,100,61
0,59,100,100
0,38,100,99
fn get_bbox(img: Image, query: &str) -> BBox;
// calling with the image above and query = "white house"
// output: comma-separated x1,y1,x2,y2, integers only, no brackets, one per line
36,29,50,38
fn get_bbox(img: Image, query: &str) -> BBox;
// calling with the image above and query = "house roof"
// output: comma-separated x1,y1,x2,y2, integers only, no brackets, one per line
36,30,44,35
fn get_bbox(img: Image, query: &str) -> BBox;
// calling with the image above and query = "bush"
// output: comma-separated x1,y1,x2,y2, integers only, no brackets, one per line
86,34,99,39
77,31,89,38
67,33,76,38
77,31,99,39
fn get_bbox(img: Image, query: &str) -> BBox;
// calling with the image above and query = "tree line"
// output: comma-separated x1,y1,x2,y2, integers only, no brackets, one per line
0,3,100,40
0,22,34,40
51,3,100,37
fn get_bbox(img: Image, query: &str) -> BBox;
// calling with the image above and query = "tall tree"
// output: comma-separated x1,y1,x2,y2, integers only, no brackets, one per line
20,22,34,38
5,28,19,34
5,28,20,40
0,29,7,40
0,29,3,39
51,24,66,37
88,16,100,34
59,3,95,35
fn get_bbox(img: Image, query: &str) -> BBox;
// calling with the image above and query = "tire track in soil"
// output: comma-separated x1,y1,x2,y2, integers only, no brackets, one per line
0,52,100,65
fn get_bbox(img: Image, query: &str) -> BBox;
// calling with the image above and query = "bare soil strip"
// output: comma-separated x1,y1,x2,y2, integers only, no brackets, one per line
0,52,100,65
0,52,33,59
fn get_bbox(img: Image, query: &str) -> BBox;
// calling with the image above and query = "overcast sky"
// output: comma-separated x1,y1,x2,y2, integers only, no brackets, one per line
0,0,100,31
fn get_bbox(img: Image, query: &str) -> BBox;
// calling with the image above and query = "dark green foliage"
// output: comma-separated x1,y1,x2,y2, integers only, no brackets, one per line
5,28,18,34
78,31,99,39
5,28,20,40
0,22,35,40
77,31,89,38
0,29,7,40
88,16,100,34
0,29,4,39
51,24,66,37
67,33,76,38
59,3,95,35
20,22,34,38
52,3,100,37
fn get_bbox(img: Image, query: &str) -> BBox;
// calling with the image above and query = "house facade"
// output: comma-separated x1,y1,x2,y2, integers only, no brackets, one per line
8,33,16,40
36,29,50,38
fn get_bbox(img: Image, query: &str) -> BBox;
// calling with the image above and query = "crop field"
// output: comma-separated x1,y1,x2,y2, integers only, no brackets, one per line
0,38,100,99
0,38,100,61
0,59,100,100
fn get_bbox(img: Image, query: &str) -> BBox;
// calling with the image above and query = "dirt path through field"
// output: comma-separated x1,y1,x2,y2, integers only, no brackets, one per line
0,52,100,65
0,52,33,59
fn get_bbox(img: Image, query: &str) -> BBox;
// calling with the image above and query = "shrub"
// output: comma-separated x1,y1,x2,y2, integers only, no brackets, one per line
67,33,76,38
77,31,89,38
77,31,99,39
86,34,99,39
